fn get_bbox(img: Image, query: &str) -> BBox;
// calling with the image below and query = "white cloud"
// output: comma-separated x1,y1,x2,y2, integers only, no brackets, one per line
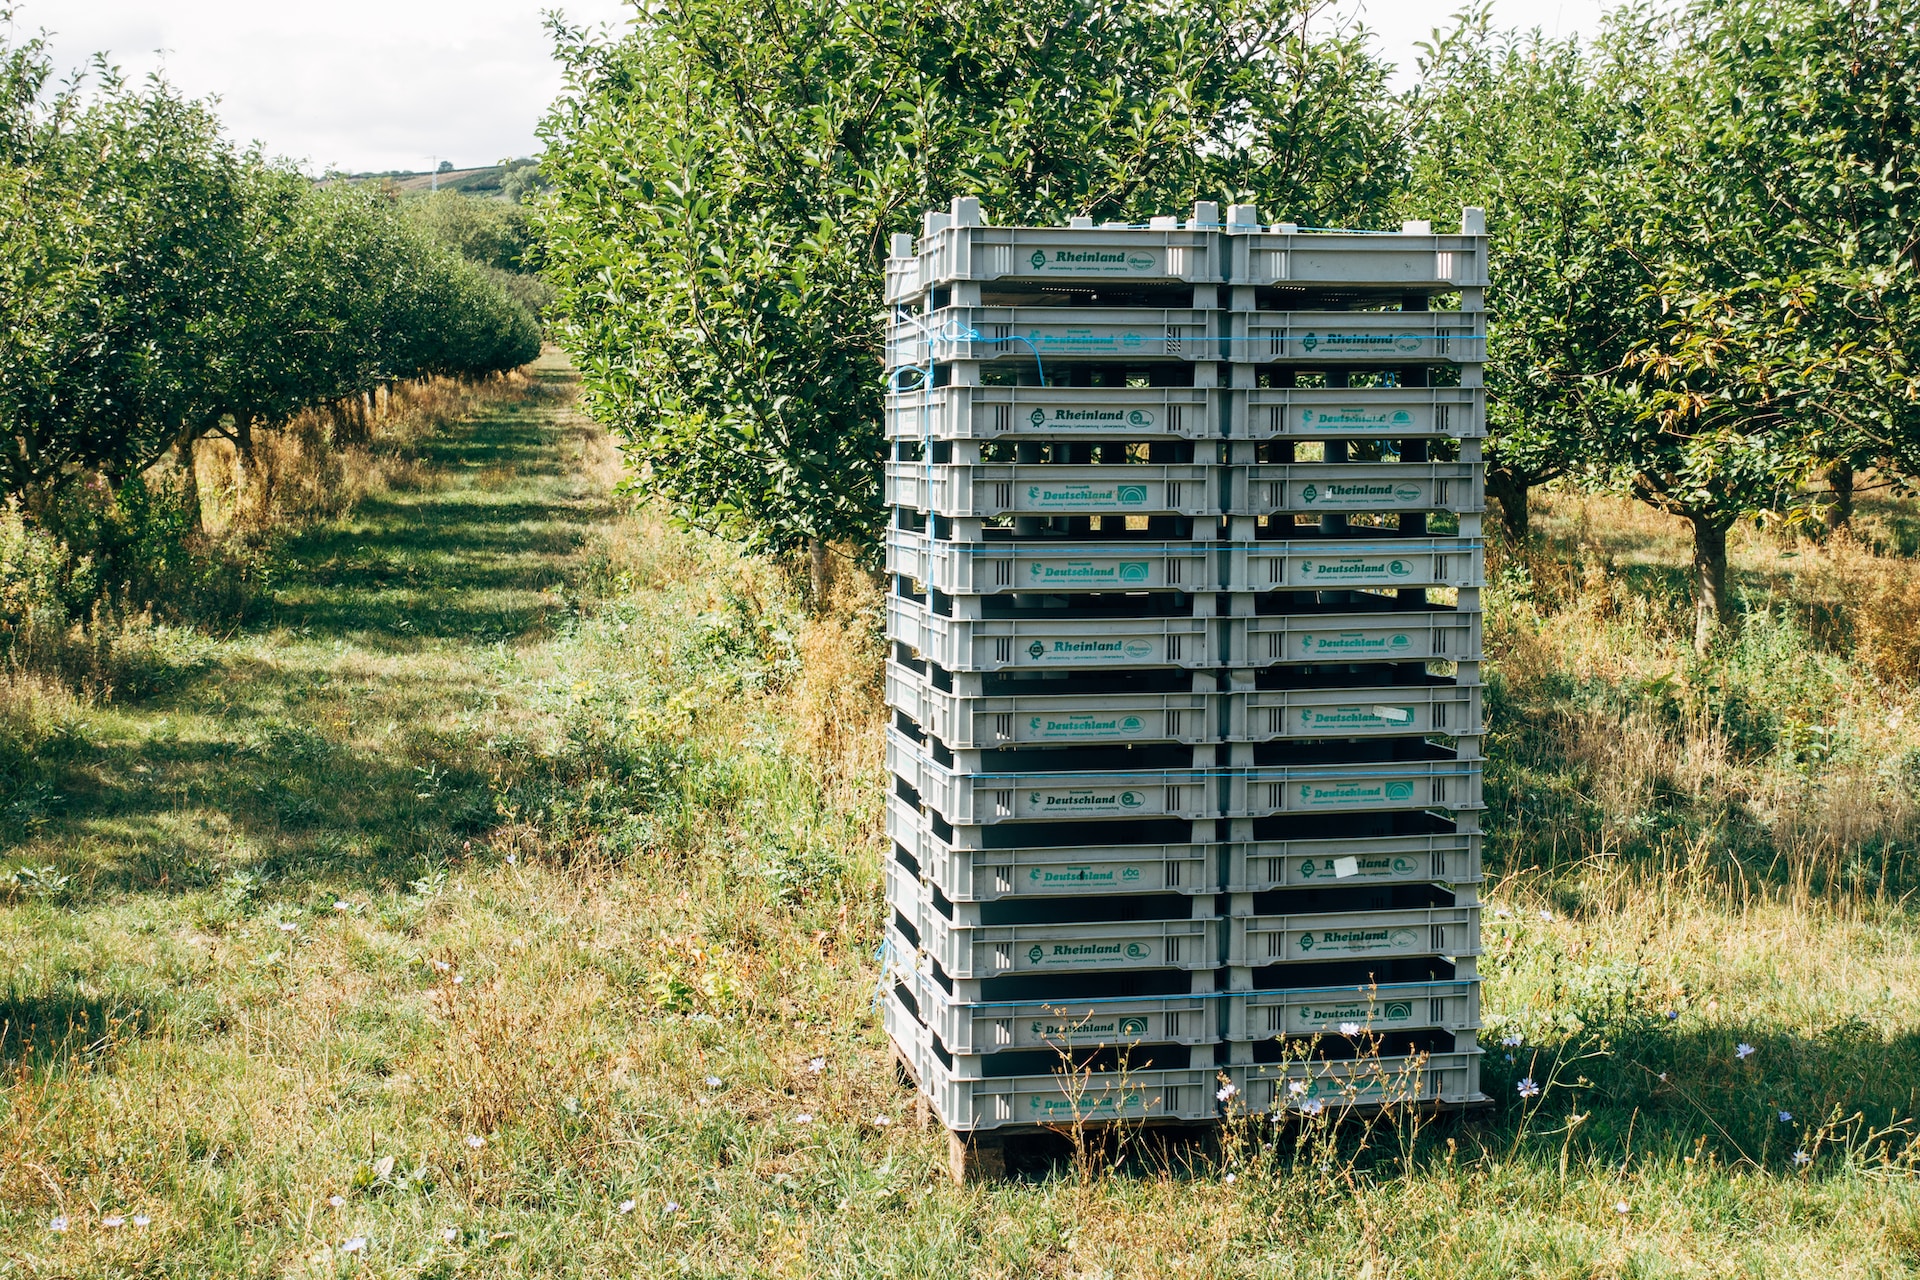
38,0,635,173
36,0,1615,174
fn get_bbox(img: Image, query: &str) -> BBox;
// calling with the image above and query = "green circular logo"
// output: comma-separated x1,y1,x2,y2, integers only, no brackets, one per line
1027,944,1045,963
1029,250,1048,270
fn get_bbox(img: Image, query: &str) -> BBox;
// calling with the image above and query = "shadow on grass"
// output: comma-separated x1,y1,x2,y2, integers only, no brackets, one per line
973,1019,1920,1184
0,366,607,889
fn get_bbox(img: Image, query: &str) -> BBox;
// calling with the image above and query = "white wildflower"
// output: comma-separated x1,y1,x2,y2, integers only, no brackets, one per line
1223,1172,1237,1184
441,1227,458,1243
807,1056,825,1073
334,901,351,911
132,1215,150,1227
1216,1082,1237,1103
465,1135,485,1149
704,1075,723,1089
1735,1043,1756,1061
102,1215,125,1228
1793,1150,1812,1167
873,1115,893,1127
1287,1080,1307,1096
452,974,464,985
1517,1078,1541,1098
505,854,517,866
1779,1111,1793,1123
1614,1201,1629,1216
663,1200,681,1214
278,921,298,933
328,1195,345,1208
1338,1022,1362,1036
1500,1033,1524,1047
1539,910,1553,922
794,1112,812,1123
1300,1098,1325,1116
341,1237,366,1254
618,1199,635,1214
49,1215,68,1233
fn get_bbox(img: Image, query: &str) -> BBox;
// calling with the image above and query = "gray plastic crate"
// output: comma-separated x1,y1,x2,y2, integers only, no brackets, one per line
1235,757,1483,818
885,460,1219,518
1231,905,1482,966
890,729,1481,824
1233,387,1485,440
892,224,1224,304
1229,461,1483,516
887,385,1219,442
1235,609,1482,666
1226,979,1481,1038
1229,828,1483,893
1236,537,1483,592
886,990,1225,1131
887,306,1219,369
887,529,1217,595
886,596,1482,672
888,594,1215,672
889,663,1480,749
891,957,1214,1054
888,793,1215,900
888,728,1216,824
888,664,1217,747
1226,227,1487,290
890,862,1217,980
888,530,1480,595
1225,1052,1485,1114
1226,309,1486,363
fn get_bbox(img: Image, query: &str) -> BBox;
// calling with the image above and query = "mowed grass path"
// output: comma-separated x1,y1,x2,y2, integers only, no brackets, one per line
4,357,1920,1277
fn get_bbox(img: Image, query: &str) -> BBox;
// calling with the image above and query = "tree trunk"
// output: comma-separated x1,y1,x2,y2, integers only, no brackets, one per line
808,538,831,609
1824,460,1854,531
1689,514,1733,652
1485,470,1530,541
176,433,201,533
233,417,254,496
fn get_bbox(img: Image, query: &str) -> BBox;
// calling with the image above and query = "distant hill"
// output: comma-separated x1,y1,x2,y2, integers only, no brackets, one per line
341,159,543,201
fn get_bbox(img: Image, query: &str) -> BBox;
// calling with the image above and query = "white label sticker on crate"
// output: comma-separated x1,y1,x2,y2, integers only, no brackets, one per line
1297,631,1415,656
1298,854,1421,881
1024,482,1152,511
1296,779,1419,807
1296,480,1426,508
1297,704,1416,731
1025,787,1152,815
1295,926,1419,955
1024,939,1155,966
1022,636,1160,664
1296,557,1418,585
1022,247,1159,275
1025,558,1156,586
1030,712,1149,740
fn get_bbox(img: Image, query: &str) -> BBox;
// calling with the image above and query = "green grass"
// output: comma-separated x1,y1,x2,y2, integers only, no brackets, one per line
4,357,1920,1276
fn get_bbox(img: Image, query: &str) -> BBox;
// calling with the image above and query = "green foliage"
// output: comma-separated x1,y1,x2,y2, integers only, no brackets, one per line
536,0,1398,553
405,190,539,272
0,18,541,503
1608,0,1920,519
1404,10,1654,538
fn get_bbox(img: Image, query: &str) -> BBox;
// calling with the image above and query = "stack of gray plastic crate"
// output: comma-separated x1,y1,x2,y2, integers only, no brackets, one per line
881,196,1490,1167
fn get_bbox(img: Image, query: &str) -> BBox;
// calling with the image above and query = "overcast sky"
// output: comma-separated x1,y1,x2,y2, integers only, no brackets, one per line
39,1,1614,175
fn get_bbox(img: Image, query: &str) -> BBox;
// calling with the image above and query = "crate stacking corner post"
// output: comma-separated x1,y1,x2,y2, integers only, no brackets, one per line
880,197,1491,1180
